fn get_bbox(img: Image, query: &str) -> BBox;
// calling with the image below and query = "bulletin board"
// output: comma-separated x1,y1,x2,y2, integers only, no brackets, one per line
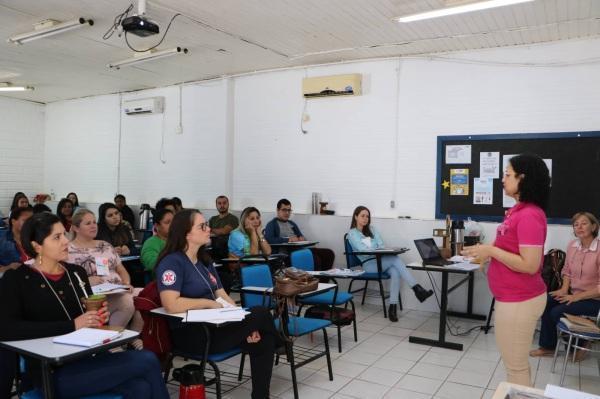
435,131,600,224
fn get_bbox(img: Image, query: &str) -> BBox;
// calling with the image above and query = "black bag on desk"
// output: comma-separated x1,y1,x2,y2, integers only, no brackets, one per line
304,305,354,326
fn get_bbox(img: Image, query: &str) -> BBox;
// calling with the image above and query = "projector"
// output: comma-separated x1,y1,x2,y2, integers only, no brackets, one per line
121,15,159,37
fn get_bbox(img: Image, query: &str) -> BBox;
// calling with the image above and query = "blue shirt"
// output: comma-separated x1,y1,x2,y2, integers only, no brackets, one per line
347,227,385,263
0,230,21,266
155,252,222,300
228,229,250,257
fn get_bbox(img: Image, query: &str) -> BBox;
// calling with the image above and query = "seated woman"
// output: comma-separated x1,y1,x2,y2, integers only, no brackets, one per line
0,212,169,399
9,192,29,213
228,207,272,258
141,208,173,276
156,209,281,399
530,211,600,357
96,203,136,256
0,207,33,273
67,208,138,329
348,206,433,322
66,192,80,211
56,198,74,235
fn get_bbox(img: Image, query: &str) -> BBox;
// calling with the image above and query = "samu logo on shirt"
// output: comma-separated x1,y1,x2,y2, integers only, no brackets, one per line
161,270,176,286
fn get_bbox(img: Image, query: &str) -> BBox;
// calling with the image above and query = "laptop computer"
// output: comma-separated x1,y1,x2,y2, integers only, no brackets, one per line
414,238,454,266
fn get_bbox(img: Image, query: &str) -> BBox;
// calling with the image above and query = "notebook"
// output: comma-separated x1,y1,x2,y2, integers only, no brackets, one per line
52,328,122,347
414,238,454,266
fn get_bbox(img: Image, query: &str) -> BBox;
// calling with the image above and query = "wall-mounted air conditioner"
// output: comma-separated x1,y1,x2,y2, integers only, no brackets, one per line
123,96,164,115
302,74,362,98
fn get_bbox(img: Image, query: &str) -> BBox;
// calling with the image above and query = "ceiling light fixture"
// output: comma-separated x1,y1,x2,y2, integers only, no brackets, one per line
396,0,534,23
0,83,34,92
107,47,189,69
8,18,94,44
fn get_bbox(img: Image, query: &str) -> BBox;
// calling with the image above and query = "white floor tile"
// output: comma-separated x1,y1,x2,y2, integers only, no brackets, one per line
446,368,492,388
395,374,443,395
373,355,416,373
384,387,432,399
408,362,454,380
338,349,382,366
279,383,335,399
302,371,353,392
330,359,369,378
435,381,485,399
420,351,463,368
357,366,404,387
338,379,391,399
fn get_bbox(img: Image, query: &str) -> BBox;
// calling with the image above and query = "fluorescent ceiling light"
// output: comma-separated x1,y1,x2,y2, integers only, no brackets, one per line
396,0,534,23
0,83,34,92
108,47,189,69
8,18,94,44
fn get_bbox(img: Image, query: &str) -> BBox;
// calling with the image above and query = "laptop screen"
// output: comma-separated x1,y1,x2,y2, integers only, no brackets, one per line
414,238,442,260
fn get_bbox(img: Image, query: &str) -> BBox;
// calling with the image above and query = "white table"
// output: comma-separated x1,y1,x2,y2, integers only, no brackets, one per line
0,329,138,399
242,283,336,298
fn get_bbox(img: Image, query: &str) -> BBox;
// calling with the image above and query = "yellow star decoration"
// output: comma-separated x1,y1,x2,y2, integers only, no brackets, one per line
442,180,450,190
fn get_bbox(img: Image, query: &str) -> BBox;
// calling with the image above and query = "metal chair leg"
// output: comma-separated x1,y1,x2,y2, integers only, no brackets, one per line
322,328,333,381
560,334,574,386
551,327,562,373
238,353,245,381
361,281,368,305
378,279,387,318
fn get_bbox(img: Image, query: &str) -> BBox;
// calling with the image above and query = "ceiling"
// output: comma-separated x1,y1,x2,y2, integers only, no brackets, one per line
0,0,599,103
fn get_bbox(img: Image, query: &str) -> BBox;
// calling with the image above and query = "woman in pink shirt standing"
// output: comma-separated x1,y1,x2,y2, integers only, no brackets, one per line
463,153,551,386
530,212,600,358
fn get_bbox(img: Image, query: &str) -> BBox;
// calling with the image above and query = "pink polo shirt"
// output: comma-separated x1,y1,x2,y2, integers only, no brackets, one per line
488,202,547,302
562,238,600,297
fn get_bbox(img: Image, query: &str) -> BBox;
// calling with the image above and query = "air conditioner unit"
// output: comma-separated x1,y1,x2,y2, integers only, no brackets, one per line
302,74,362,98
123,96,164,115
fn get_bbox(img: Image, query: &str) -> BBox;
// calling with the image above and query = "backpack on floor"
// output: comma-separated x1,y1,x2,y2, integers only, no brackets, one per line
541,249,566,292
304,305,354,326
133,281,172,368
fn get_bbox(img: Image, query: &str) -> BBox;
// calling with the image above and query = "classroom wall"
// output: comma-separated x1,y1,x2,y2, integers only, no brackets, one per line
0,97,45,214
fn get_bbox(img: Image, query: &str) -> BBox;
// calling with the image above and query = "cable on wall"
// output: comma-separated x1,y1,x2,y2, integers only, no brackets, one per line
299,68,309,134
116,93,123,194
159,109,167,164
390,57,402,210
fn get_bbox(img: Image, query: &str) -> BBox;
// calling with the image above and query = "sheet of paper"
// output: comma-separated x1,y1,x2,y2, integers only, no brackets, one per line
92,282,129,294
185,307,249,324
446,145,472,164
53,328,122,347
448,262,480,271
544,384,600,399
450,169,469,196
479,151,500,178
473,177,493,205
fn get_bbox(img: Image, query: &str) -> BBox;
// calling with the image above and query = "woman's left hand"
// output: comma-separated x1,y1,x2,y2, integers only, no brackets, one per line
246,330,261,343
557,294,577,305
461,244,493,263
120,245,130,256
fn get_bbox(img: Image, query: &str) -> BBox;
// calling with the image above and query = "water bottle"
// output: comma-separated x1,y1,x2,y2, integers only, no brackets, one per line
138,204,151,230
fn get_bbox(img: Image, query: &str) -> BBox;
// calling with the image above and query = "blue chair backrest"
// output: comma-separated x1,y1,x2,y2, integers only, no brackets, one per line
240,264,273,308
344,233,362,268
290,249,314,272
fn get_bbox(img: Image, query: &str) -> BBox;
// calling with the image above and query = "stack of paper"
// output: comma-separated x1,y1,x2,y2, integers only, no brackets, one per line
185,307,250,324
92,282,129,295
53,328,122,347
449,262,480,271
308,268,365,277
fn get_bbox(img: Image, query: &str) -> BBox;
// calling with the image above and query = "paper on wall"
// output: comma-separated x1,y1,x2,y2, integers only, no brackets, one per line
473,178,493,205
446,145,471,164
450,169,469,196
479,152,499,178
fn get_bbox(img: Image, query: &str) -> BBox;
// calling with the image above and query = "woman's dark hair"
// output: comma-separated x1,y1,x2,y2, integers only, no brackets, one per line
153,208,174,225
66,192,80,207
56,198,74,224
9,206,33,230
10,192,28,211
509,153,551,210
155,197,176,211
21,212,61,258
97,202,131,247
238,207,260,237
350,206,373,238
32,204,52,214
156,209,211,267
172,197,182,207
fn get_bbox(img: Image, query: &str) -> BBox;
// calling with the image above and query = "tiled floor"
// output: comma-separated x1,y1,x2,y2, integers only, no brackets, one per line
167,303,600,399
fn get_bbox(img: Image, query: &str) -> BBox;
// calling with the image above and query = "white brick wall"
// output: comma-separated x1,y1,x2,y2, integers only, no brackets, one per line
0,97,45,214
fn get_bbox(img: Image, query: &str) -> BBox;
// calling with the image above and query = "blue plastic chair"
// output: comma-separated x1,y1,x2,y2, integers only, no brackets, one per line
344,233,402,318
240,264,333,399
290,249,357,352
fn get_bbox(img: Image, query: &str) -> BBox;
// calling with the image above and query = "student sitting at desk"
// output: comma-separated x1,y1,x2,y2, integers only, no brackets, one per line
462,154,550,386
66,192,80,212
0,212,169,399
0,207,33,274
56,198,74,235
141,208,173,276
265,198,335,270
228,206,271,258
9,192,29,214
114,194,136,227
347,206,433,322
530,211,600,359
156,209,282,399
96,203,136,256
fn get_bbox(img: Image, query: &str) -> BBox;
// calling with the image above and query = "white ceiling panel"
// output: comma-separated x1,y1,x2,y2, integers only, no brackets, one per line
0,0,598,103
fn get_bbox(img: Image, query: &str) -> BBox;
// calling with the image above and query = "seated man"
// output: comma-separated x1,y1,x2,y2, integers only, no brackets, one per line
264,198,335,270
114,194,136,227
209,195,239,292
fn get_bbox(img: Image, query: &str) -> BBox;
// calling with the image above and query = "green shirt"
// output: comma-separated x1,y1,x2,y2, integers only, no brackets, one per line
141,236,166,274
209,213,239,233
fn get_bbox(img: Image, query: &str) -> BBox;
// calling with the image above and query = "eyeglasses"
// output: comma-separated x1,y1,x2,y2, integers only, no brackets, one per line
280,208,292,213
199,222,210,231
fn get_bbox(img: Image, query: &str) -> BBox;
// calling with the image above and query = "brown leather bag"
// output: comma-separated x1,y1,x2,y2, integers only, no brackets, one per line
274,268,318,297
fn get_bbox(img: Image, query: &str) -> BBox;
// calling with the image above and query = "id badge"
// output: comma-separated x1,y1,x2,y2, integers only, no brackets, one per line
95,257,110,276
